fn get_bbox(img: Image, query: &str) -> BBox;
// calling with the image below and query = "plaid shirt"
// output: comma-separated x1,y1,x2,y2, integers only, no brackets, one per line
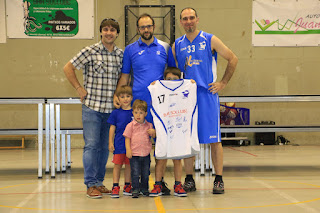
71,41,123,113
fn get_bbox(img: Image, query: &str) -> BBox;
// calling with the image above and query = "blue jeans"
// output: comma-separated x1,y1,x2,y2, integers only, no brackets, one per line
82,105,110,188
130,155,151,191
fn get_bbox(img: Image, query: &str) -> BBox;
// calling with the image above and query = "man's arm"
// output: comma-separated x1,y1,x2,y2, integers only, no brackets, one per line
209,36,238,94
172,42,177,64
172,42,184,78
113,48,131,108
167,45,177,68
63,61,87,101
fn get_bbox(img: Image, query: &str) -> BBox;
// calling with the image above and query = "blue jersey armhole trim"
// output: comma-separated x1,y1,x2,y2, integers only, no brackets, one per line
151,106,167,134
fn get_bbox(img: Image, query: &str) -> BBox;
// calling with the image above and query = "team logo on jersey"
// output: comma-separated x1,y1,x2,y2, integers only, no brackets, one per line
185,55,203,68
209,135,217,139
138,50,145,55
157,50,161,55
180,47,187,52
182,90,189,99
199,41,206,50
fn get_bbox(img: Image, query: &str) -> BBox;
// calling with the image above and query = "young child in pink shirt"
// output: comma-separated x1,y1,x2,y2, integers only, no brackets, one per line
123,99,156,198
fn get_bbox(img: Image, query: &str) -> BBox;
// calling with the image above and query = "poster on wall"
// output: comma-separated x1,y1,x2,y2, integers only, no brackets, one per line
252,0,320,46
0,0,6,43
6,0,94,39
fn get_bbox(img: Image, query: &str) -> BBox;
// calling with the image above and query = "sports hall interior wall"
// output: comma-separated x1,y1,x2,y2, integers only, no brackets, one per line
0,0,319,148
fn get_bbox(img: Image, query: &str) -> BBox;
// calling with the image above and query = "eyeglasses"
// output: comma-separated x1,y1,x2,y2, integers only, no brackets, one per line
102,18,118,23
138,25,154,30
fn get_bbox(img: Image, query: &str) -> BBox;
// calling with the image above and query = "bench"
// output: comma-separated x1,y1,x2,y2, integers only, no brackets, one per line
0,135,28,149
221,136,249,146
0,129,38,149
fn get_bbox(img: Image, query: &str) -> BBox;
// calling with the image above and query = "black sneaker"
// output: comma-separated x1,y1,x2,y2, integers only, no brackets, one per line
212,181,224,194
132,189,140,198
183,178,196,192
161,181,171,195
140,189,149,197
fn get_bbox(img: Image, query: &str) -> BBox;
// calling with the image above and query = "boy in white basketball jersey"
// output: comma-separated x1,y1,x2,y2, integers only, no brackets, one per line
149,67,197,197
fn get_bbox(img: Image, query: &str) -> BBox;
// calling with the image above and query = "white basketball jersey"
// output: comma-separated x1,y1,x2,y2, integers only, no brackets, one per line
148,79,200,159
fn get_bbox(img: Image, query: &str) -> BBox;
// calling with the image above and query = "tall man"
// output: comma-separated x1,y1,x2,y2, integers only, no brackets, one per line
173,8,238,194
115,13,176,195
64,18,123,199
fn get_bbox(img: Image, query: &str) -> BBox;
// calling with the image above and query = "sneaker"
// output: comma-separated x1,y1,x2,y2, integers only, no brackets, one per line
96,185,112,195
86,186,102,199
140,189,150,197
149,184,162,197
213,181,225,194
161,181,171,195
174,183,187,197
111,186,120,198
123,184,132,196
132,189,140,198
183,178,196,192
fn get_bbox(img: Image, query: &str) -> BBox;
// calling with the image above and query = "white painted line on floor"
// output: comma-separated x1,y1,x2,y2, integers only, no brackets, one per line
252,177,319,213
10,179,50,213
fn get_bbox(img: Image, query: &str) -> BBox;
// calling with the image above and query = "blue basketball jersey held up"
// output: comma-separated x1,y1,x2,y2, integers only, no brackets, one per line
175,31,218,90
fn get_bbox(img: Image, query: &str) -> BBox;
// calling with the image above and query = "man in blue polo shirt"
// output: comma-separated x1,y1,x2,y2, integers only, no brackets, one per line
115,13,176,196
115,13,176,123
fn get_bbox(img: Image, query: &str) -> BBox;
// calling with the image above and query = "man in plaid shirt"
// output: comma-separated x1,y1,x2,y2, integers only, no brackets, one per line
64,18,123,199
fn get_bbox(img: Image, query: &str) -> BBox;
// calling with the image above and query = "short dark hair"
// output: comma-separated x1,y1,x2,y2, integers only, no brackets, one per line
115,85,132,97
100,18,120,33
180,7,198,19
132,99,148,112
136,13,155,27
164,67,181,79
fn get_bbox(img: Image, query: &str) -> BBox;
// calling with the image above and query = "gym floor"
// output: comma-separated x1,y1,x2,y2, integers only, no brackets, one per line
0,145,320,213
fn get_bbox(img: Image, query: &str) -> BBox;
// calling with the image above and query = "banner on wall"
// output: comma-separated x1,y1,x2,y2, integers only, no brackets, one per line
0,0,6,43
252,0,320,46
6,0,94,39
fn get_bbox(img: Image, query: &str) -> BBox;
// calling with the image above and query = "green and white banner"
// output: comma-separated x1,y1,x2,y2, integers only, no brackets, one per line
6,0,93,39
252,0,320,46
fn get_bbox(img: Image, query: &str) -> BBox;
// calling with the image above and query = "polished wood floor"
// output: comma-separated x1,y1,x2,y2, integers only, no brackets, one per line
0,145,320,213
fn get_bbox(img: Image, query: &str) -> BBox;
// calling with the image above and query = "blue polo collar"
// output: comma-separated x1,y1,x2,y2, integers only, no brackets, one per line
138,37,158,47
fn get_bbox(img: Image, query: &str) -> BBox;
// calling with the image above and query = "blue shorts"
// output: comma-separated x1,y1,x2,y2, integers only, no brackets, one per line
197,87,221,144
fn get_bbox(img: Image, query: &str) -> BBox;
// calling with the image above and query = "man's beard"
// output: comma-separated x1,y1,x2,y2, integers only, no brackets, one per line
141,32,153,40
186,26,195,33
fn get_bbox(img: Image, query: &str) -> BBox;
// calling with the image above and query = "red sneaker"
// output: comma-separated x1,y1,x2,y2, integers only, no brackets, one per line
123,184,132,196
149,184,162,197
174,183,187,197
111,186,120,198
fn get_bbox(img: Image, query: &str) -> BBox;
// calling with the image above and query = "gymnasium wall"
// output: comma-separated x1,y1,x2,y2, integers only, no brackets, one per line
0,0,319,147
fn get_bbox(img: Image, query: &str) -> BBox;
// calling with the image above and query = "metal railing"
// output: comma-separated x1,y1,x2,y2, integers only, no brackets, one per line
1,95,320,178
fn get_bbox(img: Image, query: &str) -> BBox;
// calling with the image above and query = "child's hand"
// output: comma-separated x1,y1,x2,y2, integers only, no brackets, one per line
109,144,115,153
126,150,132,159
191,79,196,84
148,128,156,138
150,81,156,85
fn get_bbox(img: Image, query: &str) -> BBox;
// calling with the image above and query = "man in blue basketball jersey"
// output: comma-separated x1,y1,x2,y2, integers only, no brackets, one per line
173,7,238,194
